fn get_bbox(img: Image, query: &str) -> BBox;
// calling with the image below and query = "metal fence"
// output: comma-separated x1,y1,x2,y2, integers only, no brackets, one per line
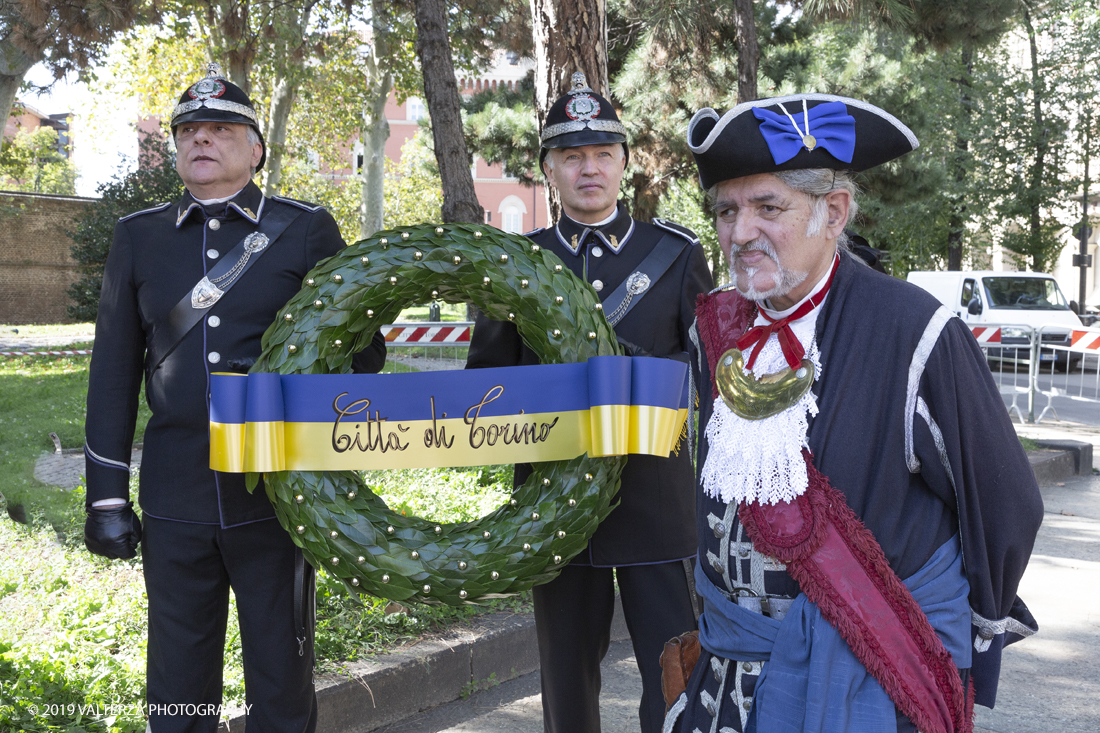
974,322,1100,423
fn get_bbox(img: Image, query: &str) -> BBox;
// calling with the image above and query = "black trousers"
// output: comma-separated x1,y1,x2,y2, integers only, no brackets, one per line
142,515,317,733
533,560,698,733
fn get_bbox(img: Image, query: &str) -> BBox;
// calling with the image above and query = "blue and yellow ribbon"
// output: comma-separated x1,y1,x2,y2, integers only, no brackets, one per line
209,355,689,472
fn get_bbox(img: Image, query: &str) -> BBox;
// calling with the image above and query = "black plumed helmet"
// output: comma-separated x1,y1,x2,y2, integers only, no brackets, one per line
170,62,267,172
539,71,628,169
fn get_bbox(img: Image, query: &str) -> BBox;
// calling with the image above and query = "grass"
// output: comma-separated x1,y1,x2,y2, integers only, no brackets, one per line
0,329,527,733
0,323,97,340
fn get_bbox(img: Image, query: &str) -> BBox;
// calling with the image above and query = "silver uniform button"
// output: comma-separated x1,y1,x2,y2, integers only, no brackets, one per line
208,315,221,327
592,279,604,292
591,246,603,257
207,249,219,259
207,352,221,364
208,219,221,230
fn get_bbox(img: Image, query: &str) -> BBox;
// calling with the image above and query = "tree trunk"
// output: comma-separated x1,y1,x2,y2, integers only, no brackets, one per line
260,1,314,197
733,0,758,103
630,171,662,222
262,75,297,196
199,0,254,95
529,0,608,222
1023,5,1047,271
0,40,40,140
946,46,973,271
360,0,393,240
414,0,483,225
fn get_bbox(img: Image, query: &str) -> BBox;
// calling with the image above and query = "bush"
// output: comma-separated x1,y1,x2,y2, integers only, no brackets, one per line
67,136,184,322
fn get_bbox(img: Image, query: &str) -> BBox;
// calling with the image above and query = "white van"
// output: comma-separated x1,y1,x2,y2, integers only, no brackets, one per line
906,270,1083,370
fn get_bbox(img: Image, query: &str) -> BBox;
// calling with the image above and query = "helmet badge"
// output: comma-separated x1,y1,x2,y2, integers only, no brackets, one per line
565,70,600,122
188,62,227,102
565,94,600,122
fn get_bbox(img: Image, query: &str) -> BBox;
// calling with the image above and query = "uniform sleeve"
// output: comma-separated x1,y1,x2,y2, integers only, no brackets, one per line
911,315,1043,706
465,311,525,369
679,241,715,353
84,222,146,505
303,208,387,374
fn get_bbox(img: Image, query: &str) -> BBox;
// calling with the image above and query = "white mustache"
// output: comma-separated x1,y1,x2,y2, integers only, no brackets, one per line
734,238,778,262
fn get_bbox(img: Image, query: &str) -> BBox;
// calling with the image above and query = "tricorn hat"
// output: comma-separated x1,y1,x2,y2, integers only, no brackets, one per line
171,62,267,172
687,94,918,190
539,71,628,167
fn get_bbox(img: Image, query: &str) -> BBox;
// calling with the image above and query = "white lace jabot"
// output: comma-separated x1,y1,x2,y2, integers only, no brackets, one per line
700,269,834,506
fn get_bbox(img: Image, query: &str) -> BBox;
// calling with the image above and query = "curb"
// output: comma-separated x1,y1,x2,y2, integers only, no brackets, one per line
217,596,629,733
1028,443,1088,486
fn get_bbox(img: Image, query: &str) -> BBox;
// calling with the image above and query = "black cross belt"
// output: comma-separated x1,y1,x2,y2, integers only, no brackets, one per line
601,231,689,326
147,205,302,372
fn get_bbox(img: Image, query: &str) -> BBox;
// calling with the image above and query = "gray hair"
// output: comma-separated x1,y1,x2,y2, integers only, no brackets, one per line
706,169,860,248
245,126,262,175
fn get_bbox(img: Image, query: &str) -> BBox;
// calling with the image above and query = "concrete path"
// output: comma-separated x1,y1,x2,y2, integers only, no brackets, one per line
972,472,1100,733
351,449,1100,733
373,639,643,733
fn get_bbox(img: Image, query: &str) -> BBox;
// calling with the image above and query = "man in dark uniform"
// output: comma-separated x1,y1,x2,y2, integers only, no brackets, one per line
82,63,386,733
466,71,714,733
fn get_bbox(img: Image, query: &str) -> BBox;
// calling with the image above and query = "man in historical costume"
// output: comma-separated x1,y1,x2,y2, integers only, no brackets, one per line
663,94,1043,733
466,72,714,732
82,64,386,732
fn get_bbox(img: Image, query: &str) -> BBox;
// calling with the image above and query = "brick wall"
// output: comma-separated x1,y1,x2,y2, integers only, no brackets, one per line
0,191,97,325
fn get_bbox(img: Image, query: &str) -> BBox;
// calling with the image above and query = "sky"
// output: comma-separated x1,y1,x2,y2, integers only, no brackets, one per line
24,63,141,197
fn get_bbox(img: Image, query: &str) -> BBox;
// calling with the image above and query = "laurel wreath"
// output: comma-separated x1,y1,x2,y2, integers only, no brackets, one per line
251,223,625,604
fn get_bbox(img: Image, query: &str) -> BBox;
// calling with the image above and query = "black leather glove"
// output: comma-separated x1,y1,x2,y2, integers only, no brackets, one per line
85,502,143,560
224,357,256,374
616,337,653,358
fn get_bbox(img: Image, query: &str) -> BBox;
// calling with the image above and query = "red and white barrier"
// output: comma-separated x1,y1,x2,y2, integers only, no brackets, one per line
1069,329,1100,353
970,326,1002,344
1,322,473,356
381,322,472,346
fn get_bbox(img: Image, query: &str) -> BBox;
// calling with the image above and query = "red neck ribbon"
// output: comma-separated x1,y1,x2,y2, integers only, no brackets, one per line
735,254,840,371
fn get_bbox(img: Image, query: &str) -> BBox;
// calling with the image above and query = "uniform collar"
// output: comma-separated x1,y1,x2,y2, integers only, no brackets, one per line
554,201,635,256
176,180,265,228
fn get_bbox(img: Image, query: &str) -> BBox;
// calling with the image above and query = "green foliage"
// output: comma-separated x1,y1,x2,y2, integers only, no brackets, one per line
0,348,152,525
278,132,445,245
0,477,529,731
0,510,149,733
66,136,184,322
366,465,513,523
0,127,77,195
658,179,726,285
463,72,540,185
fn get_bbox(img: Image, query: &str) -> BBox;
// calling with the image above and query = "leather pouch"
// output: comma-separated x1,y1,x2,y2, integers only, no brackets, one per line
660,629,700,709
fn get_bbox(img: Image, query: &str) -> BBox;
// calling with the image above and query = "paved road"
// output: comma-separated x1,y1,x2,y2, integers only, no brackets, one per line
373,638,643,733
993,365,1100,426
369,475,1100,733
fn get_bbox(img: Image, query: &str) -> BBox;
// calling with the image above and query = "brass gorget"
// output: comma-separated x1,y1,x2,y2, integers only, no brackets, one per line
715,348,815,420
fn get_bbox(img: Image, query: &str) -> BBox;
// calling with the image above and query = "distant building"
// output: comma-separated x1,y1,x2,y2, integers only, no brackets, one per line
350,52,550,233
4,100,72,158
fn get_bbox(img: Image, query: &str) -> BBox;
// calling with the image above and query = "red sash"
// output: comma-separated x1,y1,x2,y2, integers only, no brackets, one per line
696,288,973,733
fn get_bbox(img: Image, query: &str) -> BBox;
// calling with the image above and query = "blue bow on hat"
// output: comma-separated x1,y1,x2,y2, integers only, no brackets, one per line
752,101,856,166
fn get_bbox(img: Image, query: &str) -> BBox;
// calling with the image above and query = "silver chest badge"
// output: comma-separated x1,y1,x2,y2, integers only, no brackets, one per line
192,278,224,309
626,271,651,294
191,232,271,309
